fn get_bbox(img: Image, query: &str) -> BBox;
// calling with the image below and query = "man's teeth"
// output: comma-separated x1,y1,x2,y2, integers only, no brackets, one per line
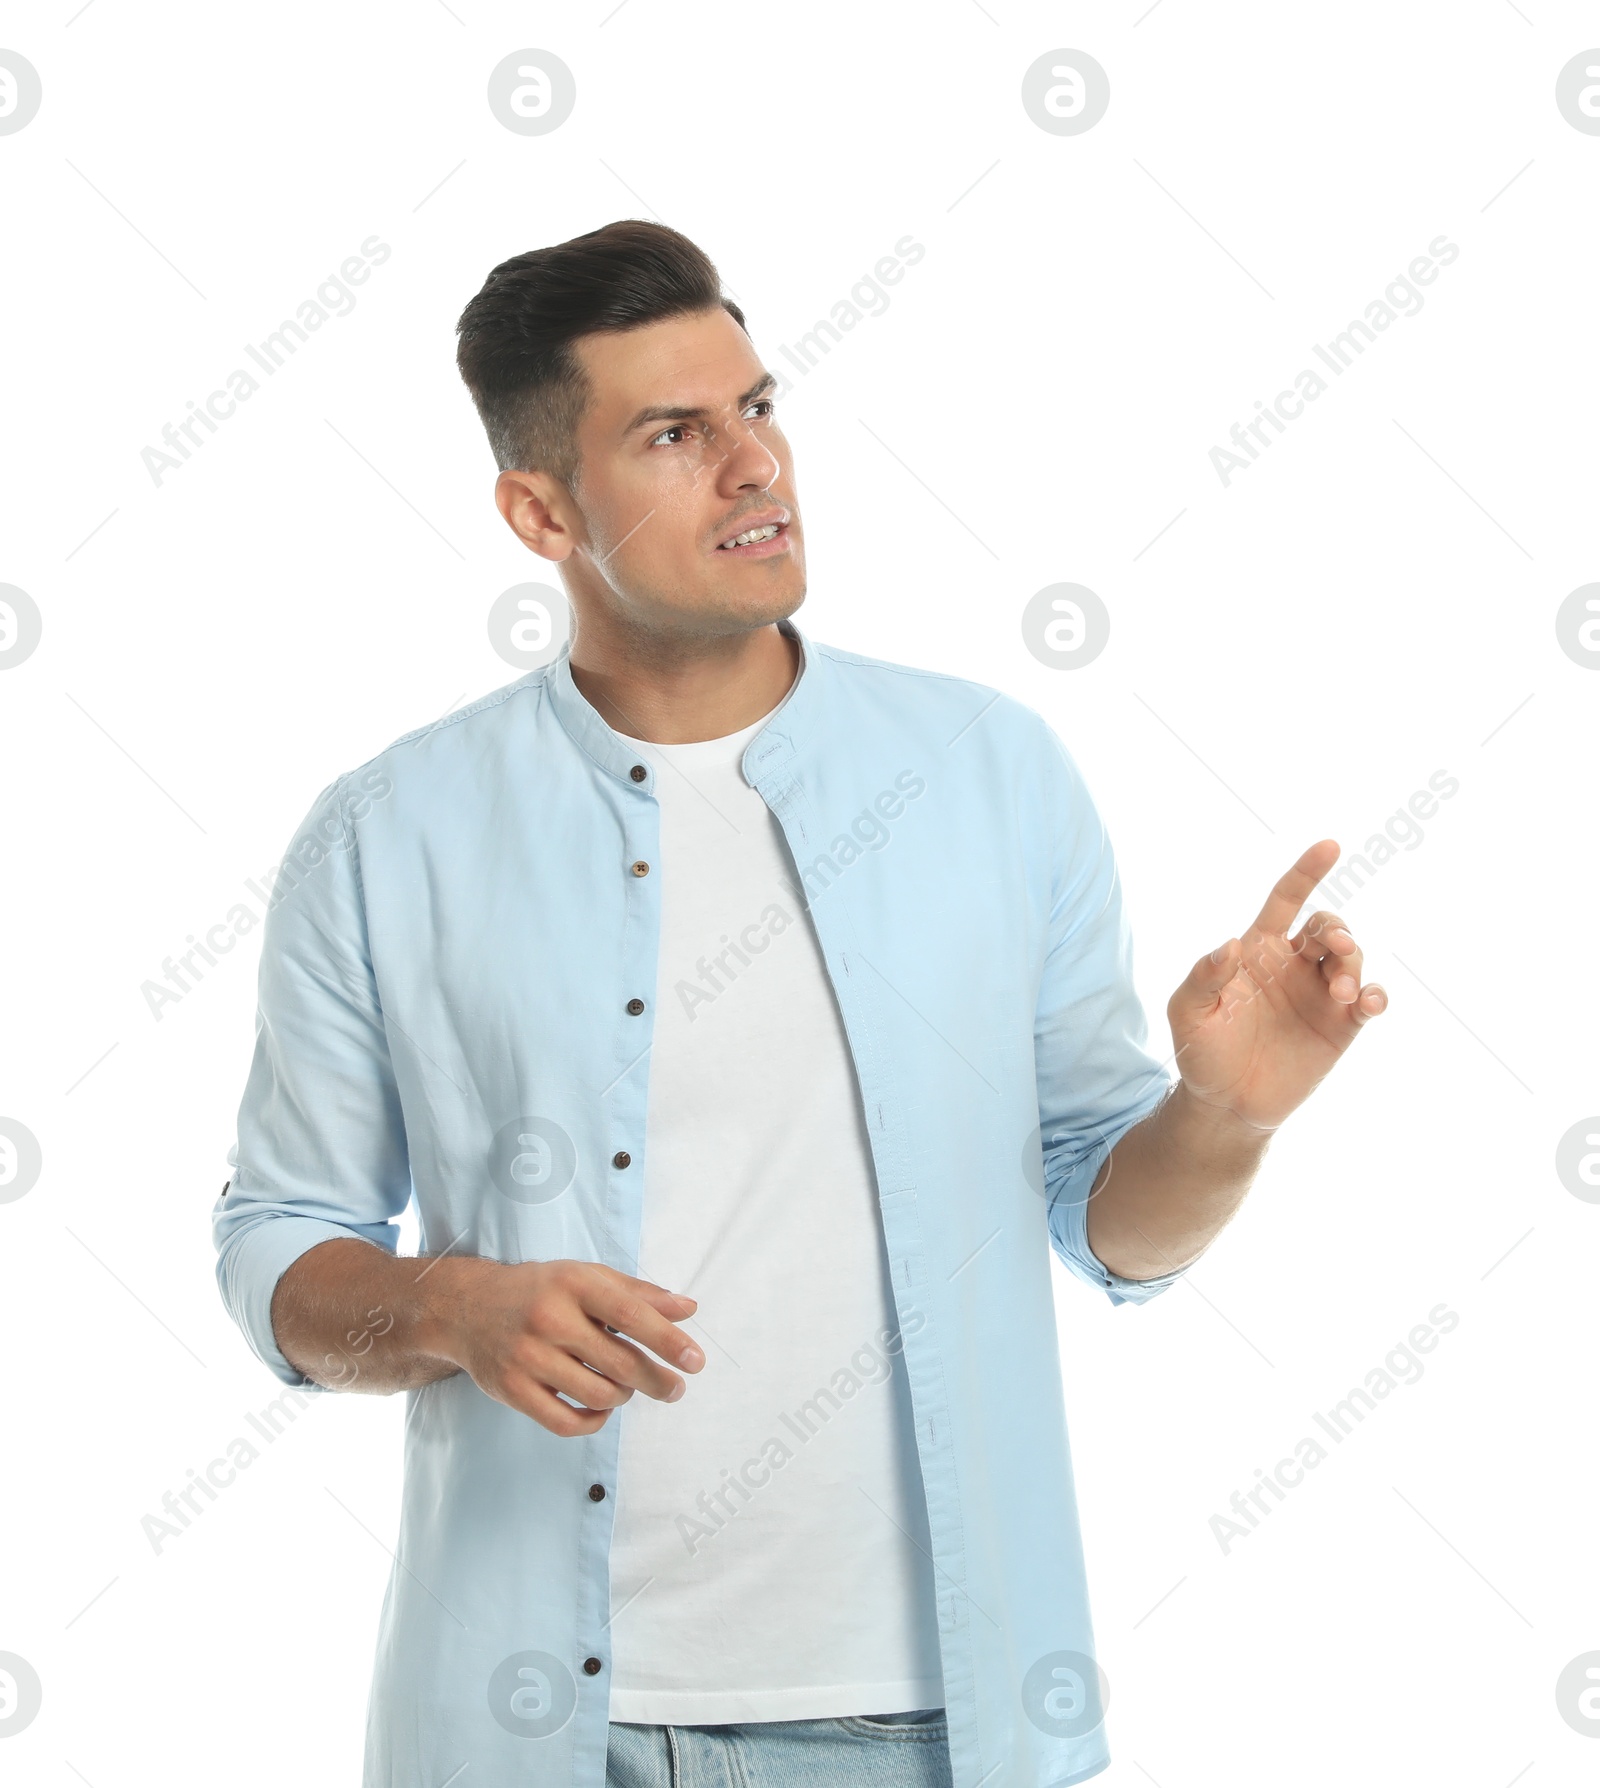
720,523,780,548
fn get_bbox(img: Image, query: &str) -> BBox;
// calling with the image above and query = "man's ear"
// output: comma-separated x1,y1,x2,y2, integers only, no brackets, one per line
495,468,580,562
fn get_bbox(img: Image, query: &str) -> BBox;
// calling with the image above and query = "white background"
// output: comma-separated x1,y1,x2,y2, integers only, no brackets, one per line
1,3,1596,1784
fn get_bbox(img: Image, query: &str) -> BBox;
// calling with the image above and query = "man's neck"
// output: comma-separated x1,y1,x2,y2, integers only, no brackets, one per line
567,621,800,745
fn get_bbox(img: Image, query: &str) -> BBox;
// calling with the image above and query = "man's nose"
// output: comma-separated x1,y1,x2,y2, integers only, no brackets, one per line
714,415,780,489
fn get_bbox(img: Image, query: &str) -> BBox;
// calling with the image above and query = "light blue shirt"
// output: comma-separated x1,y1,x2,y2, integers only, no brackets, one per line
212,617,1188,1788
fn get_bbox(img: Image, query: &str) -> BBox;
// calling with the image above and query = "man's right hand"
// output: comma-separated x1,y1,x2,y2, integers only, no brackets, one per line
272,1240,703,1436
432,1257,704,1437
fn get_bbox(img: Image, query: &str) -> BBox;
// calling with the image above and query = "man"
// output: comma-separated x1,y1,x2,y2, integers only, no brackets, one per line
212,220,1387,1788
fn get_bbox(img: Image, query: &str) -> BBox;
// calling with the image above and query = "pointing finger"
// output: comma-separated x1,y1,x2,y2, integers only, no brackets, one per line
1249,839,1341,938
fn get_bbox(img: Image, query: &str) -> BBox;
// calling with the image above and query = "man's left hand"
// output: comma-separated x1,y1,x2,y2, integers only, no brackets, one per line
1167,839,1388,1133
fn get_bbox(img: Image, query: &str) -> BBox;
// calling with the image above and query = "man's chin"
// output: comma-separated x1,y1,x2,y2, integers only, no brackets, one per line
665,579,806,636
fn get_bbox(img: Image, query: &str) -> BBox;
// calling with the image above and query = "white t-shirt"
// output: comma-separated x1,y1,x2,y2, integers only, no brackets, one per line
606,693,945,1725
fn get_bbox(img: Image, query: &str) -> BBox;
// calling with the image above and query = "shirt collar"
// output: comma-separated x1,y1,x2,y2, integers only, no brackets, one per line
544,615,821,792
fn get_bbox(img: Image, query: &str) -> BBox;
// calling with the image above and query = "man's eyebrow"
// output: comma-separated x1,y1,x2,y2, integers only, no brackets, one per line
621,371,777,438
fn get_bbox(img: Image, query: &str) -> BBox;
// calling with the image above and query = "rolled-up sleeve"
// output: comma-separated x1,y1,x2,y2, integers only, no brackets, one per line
211,775,411,1386
1031,722,1187,1307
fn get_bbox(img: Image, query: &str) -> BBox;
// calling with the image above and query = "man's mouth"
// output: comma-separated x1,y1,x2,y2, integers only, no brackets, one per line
718,523,781,549
714,517,790,555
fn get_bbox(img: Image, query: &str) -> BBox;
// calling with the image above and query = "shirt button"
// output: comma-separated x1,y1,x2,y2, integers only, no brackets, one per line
630,860,650,877
626,998,645,1015
629,765,647,783
588,1483,606,1502
612,1151,631,1170
583,1656,603,1675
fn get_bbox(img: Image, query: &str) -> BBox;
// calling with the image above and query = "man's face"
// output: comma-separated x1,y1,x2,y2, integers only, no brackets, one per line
502,306,805,643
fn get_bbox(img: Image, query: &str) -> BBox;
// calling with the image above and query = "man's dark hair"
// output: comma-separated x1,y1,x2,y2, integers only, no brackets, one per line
455,219,747,491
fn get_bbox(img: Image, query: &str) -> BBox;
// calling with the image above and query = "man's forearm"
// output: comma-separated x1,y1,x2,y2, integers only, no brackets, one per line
1084,1079,1273,1282
270,1237,487,1393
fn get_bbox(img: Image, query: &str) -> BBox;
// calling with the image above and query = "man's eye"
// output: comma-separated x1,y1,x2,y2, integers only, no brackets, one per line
650,403,772,448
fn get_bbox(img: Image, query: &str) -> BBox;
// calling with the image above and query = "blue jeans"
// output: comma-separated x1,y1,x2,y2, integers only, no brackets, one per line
606,1708,952,1787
